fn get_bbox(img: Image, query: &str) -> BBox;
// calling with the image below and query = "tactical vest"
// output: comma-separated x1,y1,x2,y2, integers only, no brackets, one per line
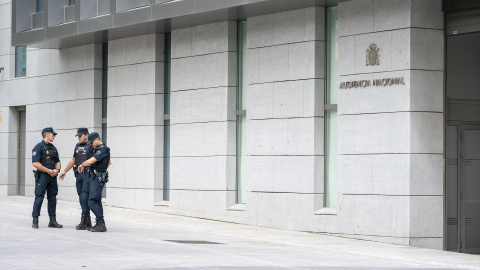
93,144,110,172
37,143,58,169
74,143,90,166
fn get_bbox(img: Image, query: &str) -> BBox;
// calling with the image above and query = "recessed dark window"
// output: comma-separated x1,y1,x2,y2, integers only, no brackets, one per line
15,46,27,77
36,0,44,12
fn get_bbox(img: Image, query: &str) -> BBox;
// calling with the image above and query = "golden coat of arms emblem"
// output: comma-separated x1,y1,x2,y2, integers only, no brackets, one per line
366,43,380,66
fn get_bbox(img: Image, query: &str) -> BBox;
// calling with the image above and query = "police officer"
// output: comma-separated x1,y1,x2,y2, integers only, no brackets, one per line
31,127,63,229
59,128,92,230
77,132,111,232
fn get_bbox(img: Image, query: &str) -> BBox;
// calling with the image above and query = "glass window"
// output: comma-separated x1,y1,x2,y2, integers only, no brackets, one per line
163,33,171,201
69,0,76,6
325,6,338,208
36,0,44,13
101,43,108,198
236,21,247,204
15,46,27,77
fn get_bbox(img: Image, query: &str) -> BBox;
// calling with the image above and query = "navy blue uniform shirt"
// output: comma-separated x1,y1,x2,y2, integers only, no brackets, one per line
32,141,60,169
92,146,108,162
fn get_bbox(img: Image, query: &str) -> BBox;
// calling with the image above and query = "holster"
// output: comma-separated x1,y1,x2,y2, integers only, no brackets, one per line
96,171,109,185
33,170,40,182
73,165,79,177
85,167,96,179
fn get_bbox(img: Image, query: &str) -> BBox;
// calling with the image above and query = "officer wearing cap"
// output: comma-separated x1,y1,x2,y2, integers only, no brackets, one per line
59,127,92,230
78,132,111,232
31,127,63,229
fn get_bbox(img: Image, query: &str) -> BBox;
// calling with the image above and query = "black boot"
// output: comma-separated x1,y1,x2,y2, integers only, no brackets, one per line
90,218,107,232
76,215,87,230
48,216,63,228
86,215,92,231
32,216,39,229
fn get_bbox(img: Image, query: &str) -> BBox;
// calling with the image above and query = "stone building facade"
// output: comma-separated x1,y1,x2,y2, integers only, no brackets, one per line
1,0,479,253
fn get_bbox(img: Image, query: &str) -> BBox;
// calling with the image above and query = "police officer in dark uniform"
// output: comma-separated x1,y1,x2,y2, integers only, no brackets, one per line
31,127,63,229
78,132,111,232
59,127,92,230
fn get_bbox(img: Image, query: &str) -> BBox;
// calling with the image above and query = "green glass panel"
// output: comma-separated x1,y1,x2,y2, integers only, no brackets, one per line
36,0,44,13
15,46,26,77
164,33,171,114
101,43,108,198
326,7,338,105
163,34,171,201
163,120,170,201
236,115,247,204
236,21,247,204
325,7,338,208
237,21,247,110
325,110,337,208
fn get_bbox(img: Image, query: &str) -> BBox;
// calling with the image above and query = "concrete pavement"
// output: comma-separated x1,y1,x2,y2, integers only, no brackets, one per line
1,195,479,270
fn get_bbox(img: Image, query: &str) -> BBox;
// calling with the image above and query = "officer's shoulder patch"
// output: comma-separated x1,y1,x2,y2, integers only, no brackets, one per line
33,151,36,156
96,150,102,155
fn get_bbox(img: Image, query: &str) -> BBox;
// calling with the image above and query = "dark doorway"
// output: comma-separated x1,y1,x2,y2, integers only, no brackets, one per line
446,31,480,254
17,108,26,196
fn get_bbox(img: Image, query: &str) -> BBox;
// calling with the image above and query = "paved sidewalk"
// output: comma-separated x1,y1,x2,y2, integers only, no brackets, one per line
1,195,479,270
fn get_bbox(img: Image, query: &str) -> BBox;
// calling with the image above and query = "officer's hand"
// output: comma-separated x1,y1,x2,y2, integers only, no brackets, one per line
48,169,57,177
78,165,84,174
59,172,66,181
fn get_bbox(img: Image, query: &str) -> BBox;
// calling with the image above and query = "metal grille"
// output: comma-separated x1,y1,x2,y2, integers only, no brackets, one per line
447,158,458,165
466,218,480,225
447,217,458,225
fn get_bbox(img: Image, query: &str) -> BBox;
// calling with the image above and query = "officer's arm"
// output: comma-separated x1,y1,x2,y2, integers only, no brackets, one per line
33,162,54,174
62,157,75,174
108,160,112,168
77,157,97,174
55,161,61,171
80,157,98,168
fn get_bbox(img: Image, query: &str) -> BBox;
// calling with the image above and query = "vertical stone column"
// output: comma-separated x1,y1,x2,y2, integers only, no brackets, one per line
107,34,164,210
169,21,237,220
0,107,19,195
0,0,15,195
337,0,444,248
246,7,325,230
0,0,12,80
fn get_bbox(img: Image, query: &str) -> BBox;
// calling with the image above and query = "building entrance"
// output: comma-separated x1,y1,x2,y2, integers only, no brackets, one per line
446,124,480,253
446,30,480,254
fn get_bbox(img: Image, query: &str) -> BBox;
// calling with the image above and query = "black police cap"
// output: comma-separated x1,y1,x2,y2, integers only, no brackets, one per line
86,132,100,144
42,127,57,135
75,127,89,137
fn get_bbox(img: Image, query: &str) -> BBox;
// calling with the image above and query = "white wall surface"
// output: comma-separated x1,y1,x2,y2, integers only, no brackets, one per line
106,33,165,210
337,0,444,249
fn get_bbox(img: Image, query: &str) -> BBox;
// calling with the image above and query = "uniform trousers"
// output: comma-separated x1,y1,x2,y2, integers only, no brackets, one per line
88,176,105,220
75,172,91,216
32,173,58,217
